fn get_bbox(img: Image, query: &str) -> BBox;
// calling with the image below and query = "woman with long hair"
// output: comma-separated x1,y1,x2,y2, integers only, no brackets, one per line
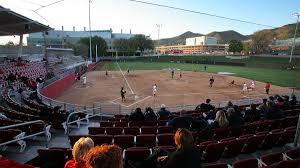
143,128,202,168
211,110,229,128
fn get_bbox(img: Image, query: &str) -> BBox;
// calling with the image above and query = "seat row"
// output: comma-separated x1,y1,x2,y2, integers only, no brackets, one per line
198,127,296,162
70,126,295,162
91,115,298,143
226,148,300,168
207,116,298,141
0,105,39,121
35,146,300,168
2,89,41,116
22,96,54,112
100,120,169,127
0,118,45,135
69,133,175,149
89,126,174,135
0,118,51,152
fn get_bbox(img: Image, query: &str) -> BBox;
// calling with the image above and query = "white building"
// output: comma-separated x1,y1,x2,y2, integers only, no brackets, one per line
185,36,217,46
27,27,136,50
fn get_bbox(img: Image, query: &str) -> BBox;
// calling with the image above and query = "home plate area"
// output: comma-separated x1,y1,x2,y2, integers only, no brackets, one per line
112,94,151,107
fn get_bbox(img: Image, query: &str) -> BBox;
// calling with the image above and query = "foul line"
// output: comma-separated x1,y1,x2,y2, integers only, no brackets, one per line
116,62,134,94
109,95,152,108
124,96,152,107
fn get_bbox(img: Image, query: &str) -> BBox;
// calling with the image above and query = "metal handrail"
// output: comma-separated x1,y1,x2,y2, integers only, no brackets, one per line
0,120,50,149
0,120,45,130
66,106,102,135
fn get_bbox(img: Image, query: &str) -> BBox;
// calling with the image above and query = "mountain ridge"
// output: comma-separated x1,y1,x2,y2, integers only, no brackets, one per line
157,23,299,45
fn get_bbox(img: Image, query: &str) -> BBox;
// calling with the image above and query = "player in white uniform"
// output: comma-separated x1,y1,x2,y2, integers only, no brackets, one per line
249,80,255,90
82,76,87,85
242,82,248,93
152,84,157,97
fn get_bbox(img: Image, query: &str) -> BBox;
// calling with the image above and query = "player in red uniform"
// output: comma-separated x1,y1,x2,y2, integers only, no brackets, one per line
265,82,271,95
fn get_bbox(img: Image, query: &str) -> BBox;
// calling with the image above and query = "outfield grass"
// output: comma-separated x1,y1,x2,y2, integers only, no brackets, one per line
127,55,300,69
103,61,300,89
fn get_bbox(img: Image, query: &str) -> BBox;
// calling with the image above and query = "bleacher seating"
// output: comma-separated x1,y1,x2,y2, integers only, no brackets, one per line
64,102,300,166
0,60,46,89
0,156,34,168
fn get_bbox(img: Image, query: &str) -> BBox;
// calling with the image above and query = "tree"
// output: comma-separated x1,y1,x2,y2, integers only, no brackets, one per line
114,39,134,53
242,42,250,55
73,43,89,60
5,41,15,46
74,36,107,61
250,30,274,54
113,35,154,56
228,40,243,53
129,35,154,55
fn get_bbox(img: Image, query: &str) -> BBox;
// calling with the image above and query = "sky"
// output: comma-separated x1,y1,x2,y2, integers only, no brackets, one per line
0,0,299,44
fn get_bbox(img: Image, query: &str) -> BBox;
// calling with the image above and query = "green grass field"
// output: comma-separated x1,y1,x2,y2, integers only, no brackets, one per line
103,61,300,89
125,55,300,69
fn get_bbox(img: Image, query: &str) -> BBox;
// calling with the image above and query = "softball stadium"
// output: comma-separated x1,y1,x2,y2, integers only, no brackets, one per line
1,1,300,168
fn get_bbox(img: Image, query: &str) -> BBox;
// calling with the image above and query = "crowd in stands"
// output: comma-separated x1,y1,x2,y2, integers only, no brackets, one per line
124,94,299,132
63,128,202,168
49,94,299,168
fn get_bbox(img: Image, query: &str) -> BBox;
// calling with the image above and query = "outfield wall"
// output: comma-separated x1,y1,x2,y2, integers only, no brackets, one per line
41,63,95,99
42,72,76,99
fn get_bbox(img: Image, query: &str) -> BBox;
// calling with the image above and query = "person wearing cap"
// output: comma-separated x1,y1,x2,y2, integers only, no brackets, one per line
157,104,171,119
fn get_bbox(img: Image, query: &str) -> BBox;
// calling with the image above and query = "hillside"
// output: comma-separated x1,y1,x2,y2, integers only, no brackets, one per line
207,30,248,44
158,30,247,45
157,23,299,45
262,23,300,40
157,31,203,46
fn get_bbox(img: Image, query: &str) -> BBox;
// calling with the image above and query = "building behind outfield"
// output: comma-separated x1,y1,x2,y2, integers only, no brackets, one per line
27,27,136,50
186,36,218,46
157,36,228,54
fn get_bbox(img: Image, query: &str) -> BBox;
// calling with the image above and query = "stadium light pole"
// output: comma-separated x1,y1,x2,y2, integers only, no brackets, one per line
289,12,300,63
156,24,162,58
89,0,93,62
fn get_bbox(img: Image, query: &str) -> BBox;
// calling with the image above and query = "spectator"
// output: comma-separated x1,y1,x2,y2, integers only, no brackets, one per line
223,101,234,112
191,118,210,132
210,110,229,129
157,104,171,119
64,137,94,168
195,99,215,111
258,98,268,115
227,108,244,127
244,104,260,122
282,95,291,110
144,107,157,121
128,107,145,122
265,102,284,119
85,144,122,168
36,75,44,83
268,96,275,105
167,116,194,129
204,109,217,120
142,128,202,168
7,73,16,82
233,105,242,117
275,96,285,110
290,95,298,106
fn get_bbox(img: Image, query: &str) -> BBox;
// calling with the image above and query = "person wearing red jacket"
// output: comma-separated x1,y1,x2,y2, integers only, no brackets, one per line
265,82,271,95
64,137,94,168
